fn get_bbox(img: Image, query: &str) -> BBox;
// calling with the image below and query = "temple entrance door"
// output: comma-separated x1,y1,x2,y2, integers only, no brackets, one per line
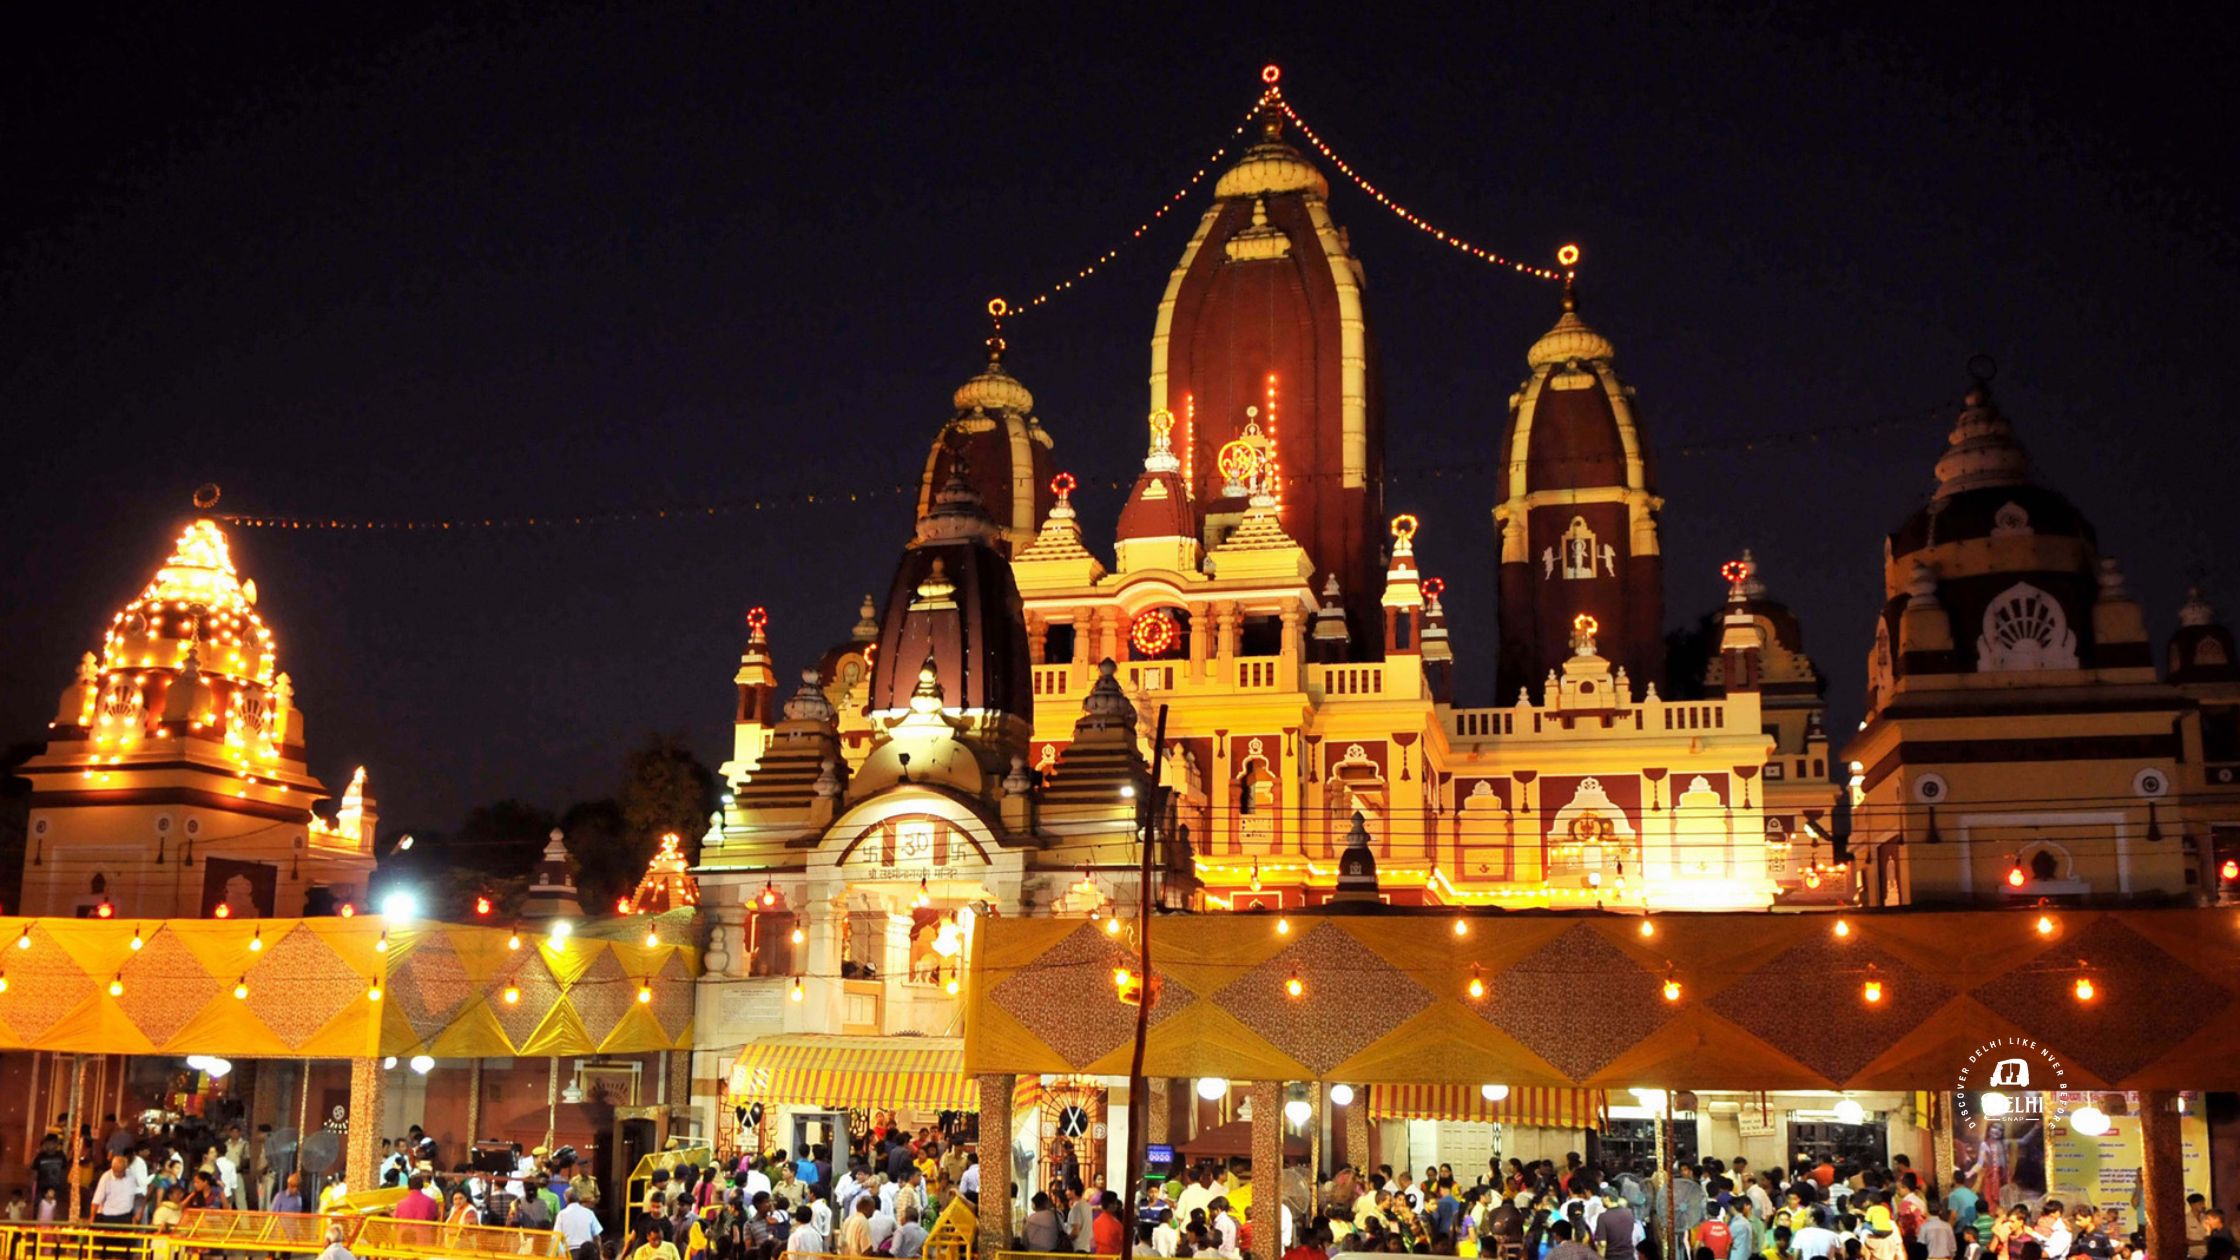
1037,1083,1103,1195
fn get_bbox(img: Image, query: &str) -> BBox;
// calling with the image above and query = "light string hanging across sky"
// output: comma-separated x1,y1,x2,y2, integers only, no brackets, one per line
996,65,1556,325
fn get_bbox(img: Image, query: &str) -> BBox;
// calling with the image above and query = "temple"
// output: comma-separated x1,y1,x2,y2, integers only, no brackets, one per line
16,519,377,917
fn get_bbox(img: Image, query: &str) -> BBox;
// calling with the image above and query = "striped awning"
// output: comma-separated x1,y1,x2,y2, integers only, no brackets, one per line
728,1035,976,1111
1366,1085,1605,1129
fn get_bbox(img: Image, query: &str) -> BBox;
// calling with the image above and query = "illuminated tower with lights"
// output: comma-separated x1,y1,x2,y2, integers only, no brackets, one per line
1149,92,1382,638
17,518,377,917
1494,270,1665,697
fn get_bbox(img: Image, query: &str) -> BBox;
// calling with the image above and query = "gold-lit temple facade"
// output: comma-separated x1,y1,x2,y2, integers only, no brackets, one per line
18,520,377,918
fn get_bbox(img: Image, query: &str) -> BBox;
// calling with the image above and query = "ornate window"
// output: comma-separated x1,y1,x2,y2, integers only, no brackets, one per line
1553,516,1605,580
1977,581,2079,671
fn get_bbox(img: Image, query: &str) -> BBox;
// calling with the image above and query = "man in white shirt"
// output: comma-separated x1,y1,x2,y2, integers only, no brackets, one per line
789,1205,828,1257
960,1159,982,1200
91,1154,143,1226
1795,1207,1841,1260
1211,1198,1240,1259
556,1198,603,1256
742,1163,773,1202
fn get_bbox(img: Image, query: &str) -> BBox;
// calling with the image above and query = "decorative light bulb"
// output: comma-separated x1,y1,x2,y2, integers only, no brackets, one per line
644,928,660,949
1103,916,1121,937
1833,918,1851,939
211,903,227,919
760,881,777,907
367,983,383,1002
249,929,264,953
108,976,124,997
1638,918,1655,938
914,878,930,908
506,930,521,951
502,984,521,1005
2007,861,2027,888
375,930,389,954
1481,1084,1510,1103
790,925,806,945
1285,968,1304,999
1328,1084,1355,1107
637,984,653,1005
233,979,248,1000
1466,965,1486,1001
2070,1105,2110,1137
130,929,144,951
1863,968,1884,1004
2074,975,2096,1003
1662,970,1682,1002
15,929,28,950
1113,966,1134,989
789,977,804,1002
2035,914,2055,936
1452,917,1469,937
1275,916,1290,936
944,976,960,996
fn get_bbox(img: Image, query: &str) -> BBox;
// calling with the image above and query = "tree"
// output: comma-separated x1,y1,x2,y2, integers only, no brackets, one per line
559,797,637,915
619,732,719,863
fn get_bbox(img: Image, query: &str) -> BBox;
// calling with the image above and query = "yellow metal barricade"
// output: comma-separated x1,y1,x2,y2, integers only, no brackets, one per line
624,1141,716,1221
924,1193,979,1260
352,1216,565,1258
0,1211,562,1260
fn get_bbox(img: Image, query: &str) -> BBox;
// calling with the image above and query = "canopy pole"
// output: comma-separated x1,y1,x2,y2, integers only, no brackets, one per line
1120,703,1169,1260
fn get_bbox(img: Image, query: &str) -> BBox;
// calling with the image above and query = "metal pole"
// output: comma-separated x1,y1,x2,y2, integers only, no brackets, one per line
1119,704,1170,1258
547,1057,561,1151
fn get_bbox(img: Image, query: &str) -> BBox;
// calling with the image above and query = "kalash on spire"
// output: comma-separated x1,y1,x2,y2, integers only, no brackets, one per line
18,498,378,917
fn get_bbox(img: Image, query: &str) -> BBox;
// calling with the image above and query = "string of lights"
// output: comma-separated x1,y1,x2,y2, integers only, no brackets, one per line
999,99,1265,320
209,398,1949,534
1268,82,1561,282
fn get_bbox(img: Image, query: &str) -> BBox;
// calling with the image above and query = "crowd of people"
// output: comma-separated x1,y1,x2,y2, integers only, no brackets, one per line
1039,1149,2235,1260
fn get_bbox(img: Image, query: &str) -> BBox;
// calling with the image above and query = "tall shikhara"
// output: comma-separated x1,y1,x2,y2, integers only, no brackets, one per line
1148,99,1383,646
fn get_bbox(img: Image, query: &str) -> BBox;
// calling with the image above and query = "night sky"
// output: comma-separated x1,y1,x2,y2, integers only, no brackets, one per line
5,5,2235,840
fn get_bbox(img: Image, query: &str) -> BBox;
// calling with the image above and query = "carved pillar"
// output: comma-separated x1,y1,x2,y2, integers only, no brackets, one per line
466,1059,484,1147
2140,1092,2187,1260
1279,603,1304,684
1074,607,1098,690
1250,1080,1282,1260
66,1055,86,1222
1147,1077,1172,1145
977,1073,1016,1256
346,1057,385,1194
1343,1093,1370,1176
1189,603,1213,684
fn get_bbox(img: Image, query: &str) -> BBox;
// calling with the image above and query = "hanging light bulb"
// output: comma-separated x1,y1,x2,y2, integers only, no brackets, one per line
637,983,653,1005
1195,1077,1230,1101
0,972,8,994
232,978,248,1001
914,877,931,908
1638,917,1655,938
1862,965,1884,1005
1275,916,1290,936
249,928,264,953
367,982,383,1002
1249,858,1262,892
97,899,115,919
1832,918,1852,939
614,897,632,915
791,921,807,946
15,928,29,951
1833,1098,1866,1126
375,930,389,954
1661,966,1682,1003
2074,973,2096,1003
2007,857,2027,888
1452,916,1469,937
1481,1084,1510,1103
944,975,960,996
2035,912,2056,937
789,977,804,1002
210,902,227,919
760,880,777,908
474,895,494,917
548,920,573,943
1103,914,1122,936
1466,964,1486,1001
1283,1099,1312,1126
644,926,660,949
1285,967,1304,999
506,929,521,951
1328,1084,1355,1107
108,975,124,997
502,984,521,1005
129,927,144,951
